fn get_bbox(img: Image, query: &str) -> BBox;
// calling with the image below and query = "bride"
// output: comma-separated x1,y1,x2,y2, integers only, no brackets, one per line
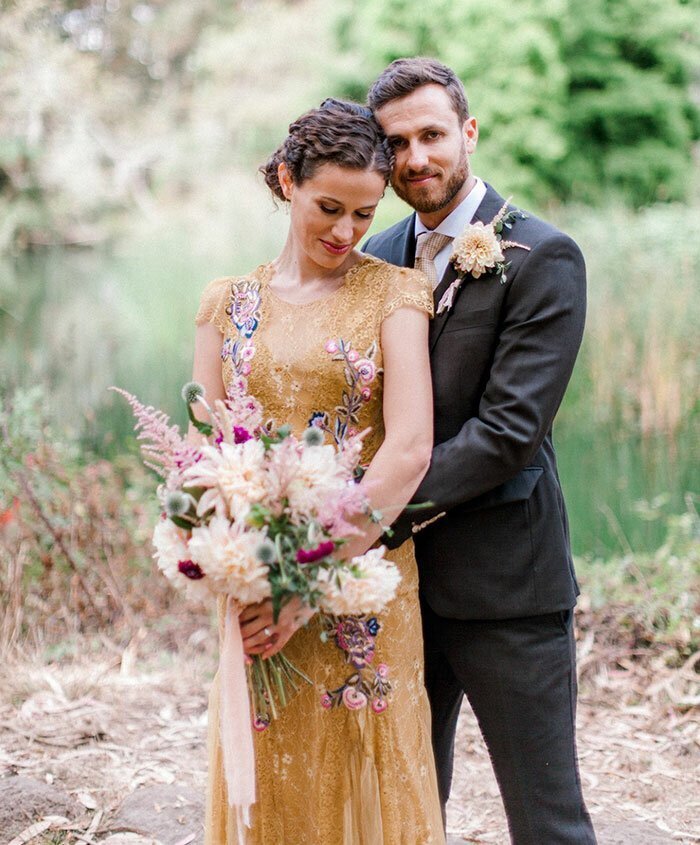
192,98,445,844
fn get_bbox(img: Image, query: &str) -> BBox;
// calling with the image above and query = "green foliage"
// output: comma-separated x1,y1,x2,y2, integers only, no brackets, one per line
576,495,700,655
335,0,700,207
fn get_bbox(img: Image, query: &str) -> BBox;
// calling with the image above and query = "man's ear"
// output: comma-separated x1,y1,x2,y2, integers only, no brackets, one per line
463,116,478,155
278,162,294,200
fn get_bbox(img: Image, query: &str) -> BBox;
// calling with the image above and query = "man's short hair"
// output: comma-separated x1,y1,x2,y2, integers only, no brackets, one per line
367,57,469,123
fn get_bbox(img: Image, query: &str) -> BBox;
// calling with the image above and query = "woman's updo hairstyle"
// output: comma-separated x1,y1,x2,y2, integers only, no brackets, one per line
261,98,393,201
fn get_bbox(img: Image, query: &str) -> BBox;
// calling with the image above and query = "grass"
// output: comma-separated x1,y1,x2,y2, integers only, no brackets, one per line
575,494,700,660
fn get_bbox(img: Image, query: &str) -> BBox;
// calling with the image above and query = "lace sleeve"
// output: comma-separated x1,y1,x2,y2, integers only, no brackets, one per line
379,266,434,322
194,277,232,333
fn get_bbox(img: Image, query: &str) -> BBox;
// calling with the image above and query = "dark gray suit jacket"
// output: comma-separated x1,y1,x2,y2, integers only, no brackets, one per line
364,185,586,620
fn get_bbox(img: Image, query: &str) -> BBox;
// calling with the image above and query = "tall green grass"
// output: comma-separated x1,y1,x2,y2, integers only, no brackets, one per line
554,201,700,438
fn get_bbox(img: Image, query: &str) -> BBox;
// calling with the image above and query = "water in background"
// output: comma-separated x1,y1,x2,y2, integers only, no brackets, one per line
2,243,697,559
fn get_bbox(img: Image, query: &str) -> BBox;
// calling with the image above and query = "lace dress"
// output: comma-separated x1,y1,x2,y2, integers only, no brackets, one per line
195,255,445,845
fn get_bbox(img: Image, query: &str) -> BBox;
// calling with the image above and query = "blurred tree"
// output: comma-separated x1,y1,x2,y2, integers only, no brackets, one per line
0,0,225,253
0,0,341,256
335,0,700,206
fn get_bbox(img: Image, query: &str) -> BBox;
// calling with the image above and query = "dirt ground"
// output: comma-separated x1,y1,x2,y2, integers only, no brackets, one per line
0,624,698,845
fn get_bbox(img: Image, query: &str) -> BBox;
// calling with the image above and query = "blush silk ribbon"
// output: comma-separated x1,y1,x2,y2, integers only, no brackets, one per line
221,596,255,844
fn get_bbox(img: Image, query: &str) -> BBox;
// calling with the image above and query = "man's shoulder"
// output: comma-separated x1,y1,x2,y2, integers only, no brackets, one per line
363,214,414,259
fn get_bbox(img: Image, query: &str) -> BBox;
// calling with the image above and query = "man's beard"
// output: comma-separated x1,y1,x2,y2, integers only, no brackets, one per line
392,147,469,214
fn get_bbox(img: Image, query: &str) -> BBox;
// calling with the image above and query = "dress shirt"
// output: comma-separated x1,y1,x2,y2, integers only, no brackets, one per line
414,177,487,286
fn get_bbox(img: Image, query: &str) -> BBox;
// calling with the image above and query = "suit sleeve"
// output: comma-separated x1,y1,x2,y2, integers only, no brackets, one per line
407,232,586,523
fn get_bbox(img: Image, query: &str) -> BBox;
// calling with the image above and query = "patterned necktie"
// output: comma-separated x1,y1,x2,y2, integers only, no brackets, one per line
414,232,453,289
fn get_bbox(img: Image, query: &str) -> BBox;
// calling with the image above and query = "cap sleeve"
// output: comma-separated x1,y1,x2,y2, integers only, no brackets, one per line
379,266,434,322
194,277,232,333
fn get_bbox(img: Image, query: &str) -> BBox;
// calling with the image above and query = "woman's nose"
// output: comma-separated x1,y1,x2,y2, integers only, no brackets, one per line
331,216,354,242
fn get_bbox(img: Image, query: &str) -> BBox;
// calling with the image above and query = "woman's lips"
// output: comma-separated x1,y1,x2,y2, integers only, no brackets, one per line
320,240,352,255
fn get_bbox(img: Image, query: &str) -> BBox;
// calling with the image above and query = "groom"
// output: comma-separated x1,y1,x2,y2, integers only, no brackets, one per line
364,58,597,844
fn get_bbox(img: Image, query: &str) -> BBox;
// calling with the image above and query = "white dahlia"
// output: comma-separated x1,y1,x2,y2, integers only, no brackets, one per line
152,518,210,601
184,439,267,522
451,221,504,278
316,547,401,616
188,515,271,605
285,443,348,521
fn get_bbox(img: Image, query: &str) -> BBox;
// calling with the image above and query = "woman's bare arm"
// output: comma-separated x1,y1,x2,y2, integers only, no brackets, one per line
187,322,226,441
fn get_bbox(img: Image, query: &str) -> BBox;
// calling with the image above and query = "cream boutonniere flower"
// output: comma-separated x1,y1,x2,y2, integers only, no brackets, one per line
437,198,531,315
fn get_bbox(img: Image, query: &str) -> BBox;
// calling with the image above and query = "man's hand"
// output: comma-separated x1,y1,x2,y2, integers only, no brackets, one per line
240,596,315,659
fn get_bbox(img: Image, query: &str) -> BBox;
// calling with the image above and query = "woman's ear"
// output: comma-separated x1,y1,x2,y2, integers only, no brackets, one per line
278,162,294,200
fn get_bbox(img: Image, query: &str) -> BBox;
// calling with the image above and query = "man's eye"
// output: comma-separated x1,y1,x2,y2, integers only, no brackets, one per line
426,131,441,140
390,138,407,150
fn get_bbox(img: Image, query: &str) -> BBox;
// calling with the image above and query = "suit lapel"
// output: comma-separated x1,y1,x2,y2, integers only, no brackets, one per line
398,212,417,267
428,184,508,354
429,262,459,353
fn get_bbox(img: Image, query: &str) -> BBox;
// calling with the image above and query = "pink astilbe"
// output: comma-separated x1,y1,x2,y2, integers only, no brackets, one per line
337,427,370,474
316,480,369,538
110,387,200,480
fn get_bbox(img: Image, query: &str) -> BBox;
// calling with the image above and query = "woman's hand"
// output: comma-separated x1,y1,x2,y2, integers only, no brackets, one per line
240,596,315,659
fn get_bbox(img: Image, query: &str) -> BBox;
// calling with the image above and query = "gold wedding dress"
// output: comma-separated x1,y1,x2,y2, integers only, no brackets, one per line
195,255,445,845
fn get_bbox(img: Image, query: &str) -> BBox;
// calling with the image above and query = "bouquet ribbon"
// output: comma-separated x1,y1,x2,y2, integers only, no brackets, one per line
221,596,255,843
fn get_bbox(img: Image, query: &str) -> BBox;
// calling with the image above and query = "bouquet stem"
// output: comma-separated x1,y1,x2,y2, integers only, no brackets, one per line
248,652,312,729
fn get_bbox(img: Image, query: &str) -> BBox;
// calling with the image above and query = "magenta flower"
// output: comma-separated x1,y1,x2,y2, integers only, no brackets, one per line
296,541,335,564
178,560,205,580
325,339,339,354
376,663,389,679
361,387,372,402
253,716,270,732
371,698,388,714
347,349,359,363
320,693,333,710
233,426,252,444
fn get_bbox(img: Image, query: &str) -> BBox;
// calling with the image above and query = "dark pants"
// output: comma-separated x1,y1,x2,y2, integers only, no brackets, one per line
422,600,597,844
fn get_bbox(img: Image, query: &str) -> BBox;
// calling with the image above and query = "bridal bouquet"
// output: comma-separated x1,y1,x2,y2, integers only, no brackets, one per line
112,378,401,727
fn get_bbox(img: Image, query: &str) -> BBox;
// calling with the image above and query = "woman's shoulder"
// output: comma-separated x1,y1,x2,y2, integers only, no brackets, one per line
194,265,268,329
194,276,234,329
354,255,433,320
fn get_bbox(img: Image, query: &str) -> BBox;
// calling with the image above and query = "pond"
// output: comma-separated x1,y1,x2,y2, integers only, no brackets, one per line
2,243,697,559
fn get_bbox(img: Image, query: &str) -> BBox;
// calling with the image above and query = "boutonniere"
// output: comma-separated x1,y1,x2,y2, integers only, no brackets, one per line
436,198,530,315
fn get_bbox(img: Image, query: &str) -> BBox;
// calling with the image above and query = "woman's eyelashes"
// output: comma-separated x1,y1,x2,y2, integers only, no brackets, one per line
319,204,374,220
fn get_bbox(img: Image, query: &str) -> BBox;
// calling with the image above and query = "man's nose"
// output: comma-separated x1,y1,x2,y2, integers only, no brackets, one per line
406,142,429,172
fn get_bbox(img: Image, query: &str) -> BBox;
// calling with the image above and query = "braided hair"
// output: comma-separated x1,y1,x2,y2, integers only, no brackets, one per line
261,98,393,201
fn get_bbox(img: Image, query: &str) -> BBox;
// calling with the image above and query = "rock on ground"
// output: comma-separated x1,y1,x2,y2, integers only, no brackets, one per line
111,784,204,845
0,775,80,839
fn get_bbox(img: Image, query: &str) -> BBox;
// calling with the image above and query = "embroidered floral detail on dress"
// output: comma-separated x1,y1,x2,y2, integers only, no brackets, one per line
310,338,382,451
307,410,330,429
221,279,263,388
227,278,262,338
320,615,393,713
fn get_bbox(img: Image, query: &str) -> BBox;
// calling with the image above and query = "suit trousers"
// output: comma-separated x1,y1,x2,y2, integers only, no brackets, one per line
421,599,597,844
